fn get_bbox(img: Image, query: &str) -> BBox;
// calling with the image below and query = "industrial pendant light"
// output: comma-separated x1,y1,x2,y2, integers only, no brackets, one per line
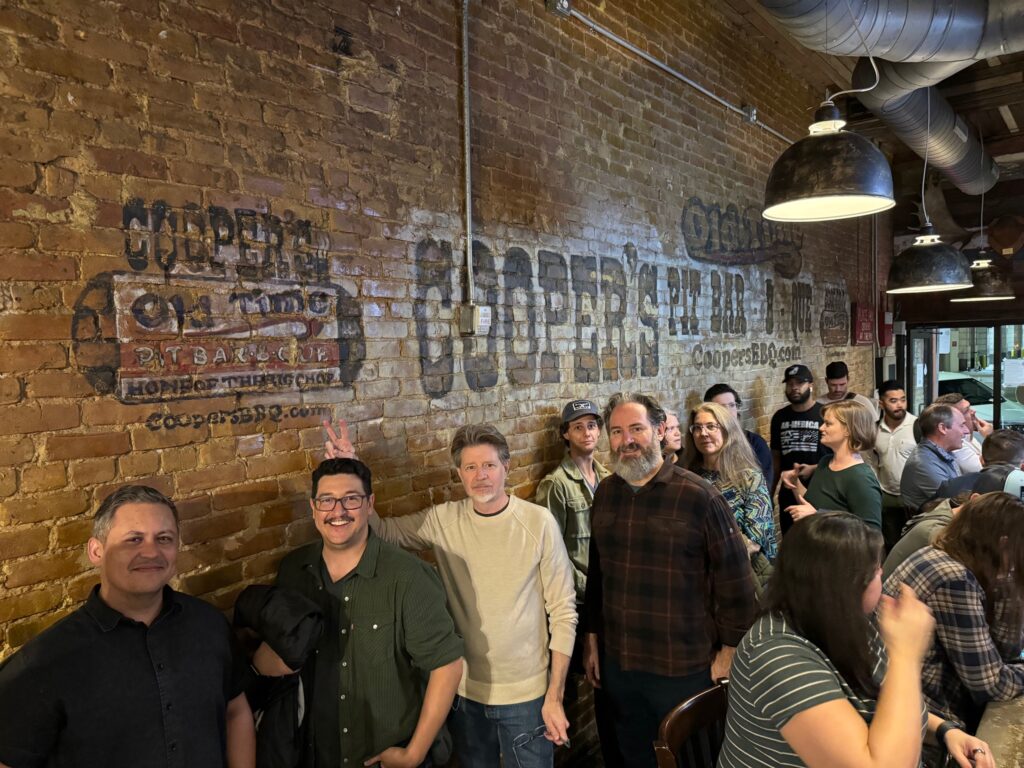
886,89,973,294
949,265,1014,301
763,99,895,222
763,5,894,223
950,174,1014,302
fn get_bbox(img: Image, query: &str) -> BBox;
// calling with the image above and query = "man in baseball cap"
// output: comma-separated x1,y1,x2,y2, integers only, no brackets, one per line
771,364,830,535
535,399,620,767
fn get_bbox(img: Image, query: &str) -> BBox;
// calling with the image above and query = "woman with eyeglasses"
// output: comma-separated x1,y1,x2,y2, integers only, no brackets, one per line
781,400,882,530
684,403,777,562
718,512,993,768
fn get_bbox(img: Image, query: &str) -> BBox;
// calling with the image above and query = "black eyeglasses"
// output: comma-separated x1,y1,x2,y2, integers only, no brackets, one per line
313,494,367,512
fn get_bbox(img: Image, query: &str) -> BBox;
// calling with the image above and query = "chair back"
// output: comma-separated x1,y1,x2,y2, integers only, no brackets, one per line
653,679,729,768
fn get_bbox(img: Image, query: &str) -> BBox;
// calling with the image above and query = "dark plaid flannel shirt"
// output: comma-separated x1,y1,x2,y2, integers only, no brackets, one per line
885,546,1024,726
583,460,756,676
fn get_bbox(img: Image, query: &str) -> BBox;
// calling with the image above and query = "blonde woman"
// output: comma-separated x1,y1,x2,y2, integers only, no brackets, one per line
782,400,882,529
685,402,777,561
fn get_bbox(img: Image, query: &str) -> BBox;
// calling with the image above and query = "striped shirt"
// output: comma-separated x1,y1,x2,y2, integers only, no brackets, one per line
884,546,1024,727
696,467,778,560
719,613,909,768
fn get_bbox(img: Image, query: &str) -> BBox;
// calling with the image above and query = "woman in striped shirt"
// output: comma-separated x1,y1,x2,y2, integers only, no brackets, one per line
718,512,992,768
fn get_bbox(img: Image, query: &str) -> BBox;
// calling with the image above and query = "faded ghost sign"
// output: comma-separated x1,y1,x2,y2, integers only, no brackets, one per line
71,199,364,403
70,194,846,404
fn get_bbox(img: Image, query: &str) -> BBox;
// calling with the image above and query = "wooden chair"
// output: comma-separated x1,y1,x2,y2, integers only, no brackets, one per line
653,679,729,768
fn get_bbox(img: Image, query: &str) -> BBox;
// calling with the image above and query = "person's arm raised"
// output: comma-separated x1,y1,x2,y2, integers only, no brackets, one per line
780,586,933,768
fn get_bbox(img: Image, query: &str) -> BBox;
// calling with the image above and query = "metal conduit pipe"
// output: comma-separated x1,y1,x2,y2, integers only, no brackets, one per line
851,58,1000,194
461,0,475,304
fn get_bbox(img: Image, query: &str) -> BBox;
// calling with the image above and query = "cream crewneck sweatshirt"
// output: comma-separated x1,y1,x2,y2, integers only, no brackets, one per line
372,495,577,704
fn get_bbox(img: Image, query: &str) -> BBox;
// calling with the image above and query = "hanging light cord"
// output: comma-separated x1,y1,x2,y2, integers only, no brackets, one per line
978,128,985,244
829,0,880,100
920,88,931,228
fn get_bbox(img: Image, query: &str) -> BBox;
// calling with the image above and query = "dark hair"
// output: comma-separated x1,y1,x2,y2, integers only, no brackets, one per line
982,429,1024,465
603,392,666,430
450,424,510,467
761,512,884,698
935,492,1024,628
878,380,905,397
312,458,373,497
94,485,179,541
703,383,742,407
561,414,603,448
919,404,957,438
934,392,965,406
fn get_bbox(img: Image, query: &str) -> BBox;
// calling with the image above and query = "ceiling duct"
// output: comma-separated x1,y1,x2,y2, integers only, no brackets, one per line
759,0,1024,195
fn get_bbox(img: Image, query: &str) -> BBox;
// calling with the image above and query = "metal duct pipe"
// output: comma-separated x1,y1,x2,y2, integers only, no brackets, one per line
758,0,1024,195
851,58,1000,194
759,0,1024,62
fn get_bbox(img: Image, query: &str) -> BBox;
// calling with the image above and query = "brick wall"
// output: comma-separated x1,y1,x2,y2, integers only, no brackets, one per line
0,0,886,680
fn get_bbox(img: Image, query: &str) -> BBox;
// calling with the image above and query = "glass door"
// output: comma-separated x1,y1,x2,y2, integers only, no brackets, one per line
908,322,1024,431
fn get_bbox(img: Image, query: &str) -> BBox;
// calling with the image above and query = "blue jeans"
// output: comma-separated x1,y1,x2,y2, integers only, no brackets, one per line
449,695,553,768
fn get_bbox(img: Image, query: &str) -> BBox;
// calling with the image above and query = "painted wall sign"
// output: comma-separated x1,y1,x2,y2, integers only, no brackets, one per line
71,199,365,403
680,196,804,278
820,285,851,347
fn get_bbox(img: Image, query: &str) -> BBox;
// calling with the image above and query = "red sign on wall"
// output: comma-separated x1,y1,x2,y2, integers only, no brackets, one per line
852,303,874,346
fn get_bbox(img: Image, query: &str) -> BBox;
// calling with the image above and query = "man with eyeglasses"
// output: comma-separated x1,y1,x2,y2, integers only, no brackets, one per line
275,458,465,768
534,400,621,767
323,423,577,768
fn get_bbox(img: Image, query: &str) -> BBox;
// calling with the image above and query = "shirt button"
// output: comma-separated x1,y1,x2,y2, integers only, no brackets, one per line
157,663,165,670
166,703,173,711
340,694,346,700
344,596,350,602
341,628,347,635
343,727,348,734
372,623,378,630
170,744,177,752
342,661,348,667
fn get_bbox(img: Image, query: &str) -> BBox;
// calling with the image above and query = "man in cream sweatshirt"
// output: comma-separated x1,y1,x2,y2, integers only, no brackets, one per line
325,421,577,768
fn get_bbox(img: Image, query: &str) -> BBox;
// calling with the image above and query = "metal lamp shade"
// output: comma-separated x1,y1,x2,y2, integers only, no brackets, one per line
886,231,973,294
950,266,1015,302
763,130,895,222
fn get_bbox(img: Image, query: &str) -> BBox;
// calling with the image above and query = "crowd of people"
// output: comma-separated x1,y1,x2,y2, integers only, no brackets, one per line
2,361,1023,768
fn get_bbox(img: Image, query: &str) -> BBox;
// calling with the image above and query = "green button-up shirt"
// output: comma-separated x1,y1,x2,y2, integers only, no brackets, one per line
276,531,464,766
535,453,611,604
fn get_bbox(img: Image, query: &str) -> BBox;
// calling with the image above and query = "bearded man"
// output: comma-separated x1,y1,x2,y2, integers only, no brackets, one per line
770,364,830,536
580,393,755,768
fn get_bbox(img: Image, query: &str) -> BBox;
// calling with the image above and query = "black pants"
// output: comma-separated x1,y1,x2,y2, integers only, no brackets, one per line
601,656,711,768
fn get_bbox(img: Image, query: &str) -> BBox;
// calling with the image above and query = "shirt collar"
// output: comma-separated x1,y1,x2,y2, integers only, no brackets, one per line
924,440,957,464
305,530,382,581
560,452,609,481
84,584,180,632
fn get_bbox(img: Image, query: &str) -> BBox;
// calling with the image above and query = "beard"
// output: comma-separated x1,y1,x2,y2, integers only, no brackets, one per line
786,388,812,405
610,439,662,483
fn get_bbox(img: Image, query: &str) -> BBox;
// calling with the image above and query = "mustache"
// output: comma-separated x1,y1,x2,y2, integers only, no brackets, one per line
324,514,355,524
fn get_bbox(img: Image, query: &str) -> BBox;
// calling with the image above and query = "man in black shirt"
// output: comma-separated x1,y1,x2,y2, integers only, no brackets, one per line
770,364,829,535
0,485,255,768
